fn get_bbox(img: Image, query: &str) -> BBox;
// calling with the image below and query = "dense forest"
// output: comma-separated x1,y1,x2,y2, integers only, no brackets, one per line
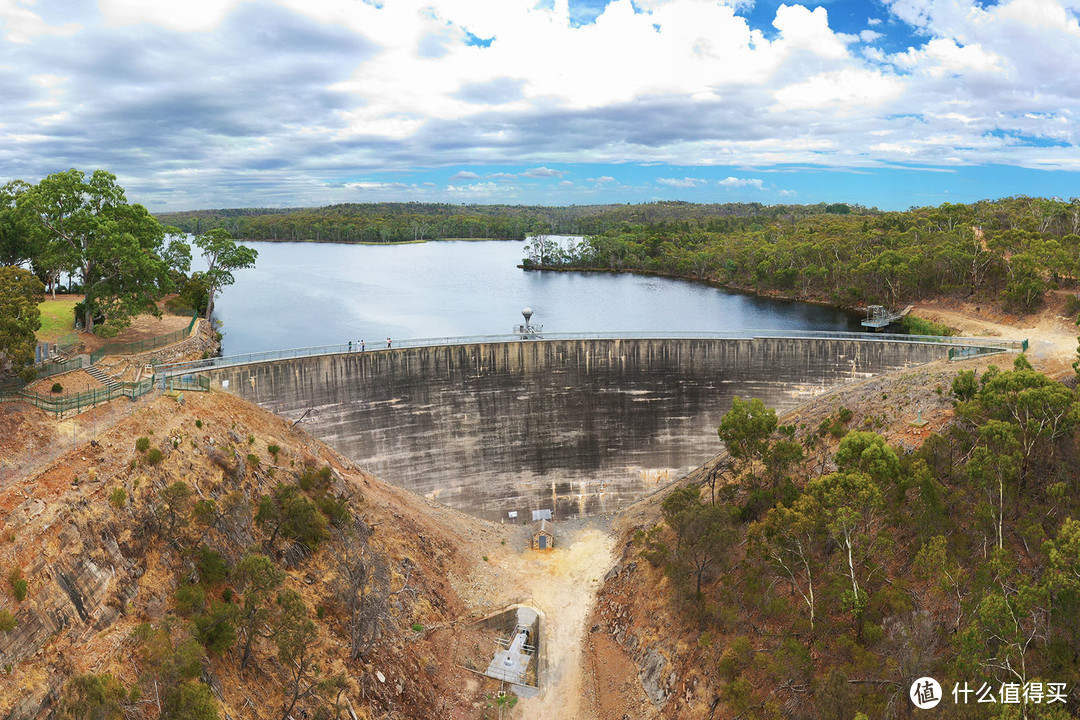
155,201,860,243
524,197,1080,312
628,357,1080,718
159,197,1080,313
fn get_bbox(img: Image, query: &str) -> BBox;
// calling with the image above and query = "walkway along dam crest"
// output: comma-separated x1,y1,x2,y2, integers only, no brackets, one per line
161,333,1024,522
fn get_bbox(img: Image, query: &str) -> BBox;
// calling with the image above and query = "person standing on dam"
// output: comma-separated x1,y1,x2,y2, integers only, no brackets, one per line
387,337,392,348
360,339,365,352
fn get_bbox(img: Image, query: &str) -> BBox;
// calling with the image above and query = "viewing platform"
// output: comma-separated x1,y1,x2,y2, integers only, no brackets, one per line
861,304,913,330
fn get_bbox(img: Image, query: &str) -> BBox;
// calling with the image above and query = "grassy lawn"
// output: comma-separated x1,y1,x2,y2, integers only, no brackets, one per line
36,296,79,342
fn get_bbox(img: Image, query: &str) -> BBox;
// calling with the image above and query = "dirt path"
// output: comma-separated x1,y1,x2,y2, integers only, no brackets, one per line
510,526,616,719
454,520,617,718
913,295,1078,374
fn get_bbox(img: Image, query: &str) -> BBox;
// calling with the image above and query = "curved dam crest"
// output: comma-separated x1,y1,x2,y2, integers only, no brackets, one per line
204,337,949,521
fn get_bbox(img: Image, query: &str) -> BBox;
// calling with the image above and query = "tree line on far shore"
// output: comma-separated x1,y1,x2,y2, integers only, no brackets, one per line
0,169,255,381
524,197,1080,313
155,200,861,244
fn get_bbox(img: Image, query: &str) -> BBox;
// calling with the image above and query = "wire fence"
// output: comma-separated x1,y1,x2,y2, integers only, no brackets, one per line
0,375,158,416
89,311,200,365
36,357,84,379
56,332,79,353
157,330,1030,377
164,375,210,392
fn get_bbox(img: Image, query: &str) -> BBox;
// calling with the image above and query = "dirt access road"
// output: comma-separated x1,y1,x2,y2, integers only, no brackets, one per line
914,293,1079,375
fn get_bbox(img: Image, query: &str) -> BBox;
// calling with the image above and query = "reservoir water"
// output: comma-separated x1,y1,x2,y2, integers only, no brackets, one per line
212,239,863,355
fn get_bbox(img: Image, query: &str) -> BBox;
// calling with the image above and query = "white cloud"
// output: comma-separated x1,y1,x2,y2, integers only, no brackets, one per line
772,4,849,60
657,177,707,187
774,68,904,111
99,0,249,31
29,73,66,87
446,181,517,196
889,38,1003,76
520,166,567,178
3,0,1080,205
0,0,79,43
345,181,410,191
718,176,764,188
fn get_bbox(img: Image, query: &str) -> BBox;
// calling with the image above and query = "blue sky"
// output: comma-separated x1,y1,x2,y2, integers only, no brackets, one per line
2,0,1080,211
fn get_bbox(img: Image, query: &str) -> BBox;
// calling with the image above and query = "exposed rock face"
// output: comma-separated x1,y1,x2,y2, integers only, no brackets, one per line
0,390,488,719
639,647,670,706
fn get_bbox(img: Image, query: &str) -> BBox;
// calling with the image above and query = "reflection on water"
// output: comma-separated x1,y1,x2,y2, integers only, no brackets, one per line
212,238,863,355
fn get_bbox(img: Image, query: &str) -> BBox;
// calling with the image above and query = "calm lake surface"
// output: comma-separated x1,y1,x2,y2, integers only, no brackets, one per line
213,239,863,355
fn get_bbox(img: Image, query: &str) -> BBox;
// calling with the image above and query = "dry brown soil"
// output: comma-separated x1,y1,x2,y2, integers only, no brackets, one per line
77,311,194,352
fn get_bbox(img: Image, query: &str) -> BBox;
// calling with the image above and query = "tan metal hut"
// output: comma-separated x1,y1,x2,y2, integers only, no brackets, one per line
531,519,555,550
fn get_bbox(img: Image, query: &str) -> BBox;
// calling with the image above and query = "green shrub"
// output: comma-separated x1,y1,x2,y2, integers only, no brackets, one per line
193,601,237,654
255,483,329,549
135,437,150,452
267,444,280,458
174,584,206,615
411,622,424,632
246,453,259,467
0,610,15,632
298,465,333,492
247,435,255,445
837,407,854,423
317,495,351,527
952,370,978,401
145,448,163,465
194,419,203,429
51,382,63,393
9,568,27,602
902,314,954,336
196,547,229,586
1064,294,1080,317
109,487,127,509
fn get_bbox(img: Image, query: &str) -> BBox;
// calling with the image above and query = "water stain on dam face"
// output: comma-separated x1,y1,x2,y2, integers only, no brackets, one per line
207,338,948,522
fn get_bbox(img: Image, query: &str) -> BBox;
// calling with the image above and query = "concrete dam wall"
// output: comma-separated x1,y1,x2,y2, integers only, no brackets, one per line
204,338,948,521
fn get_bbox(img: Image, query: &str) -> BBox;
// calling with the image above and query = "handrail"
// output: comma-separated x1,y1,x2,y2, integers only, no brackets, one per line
157,330,1028,376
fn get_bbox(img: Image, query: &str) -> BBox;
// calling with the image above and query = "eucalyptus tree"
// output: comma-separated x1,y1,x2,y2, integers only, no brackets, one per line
806,471,886,621
19,169,176,334
0,180,35,268
0,266,44,380
192,229,258,320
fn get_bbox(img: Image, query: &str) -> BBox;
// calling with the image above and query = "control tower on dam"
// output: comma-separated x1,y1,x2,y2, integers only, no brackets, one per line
194,335,1007,522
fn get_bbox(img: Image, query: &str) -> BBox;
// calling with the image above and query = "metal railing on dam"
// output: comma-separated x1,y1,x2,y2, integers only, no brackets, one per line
157,329,1027,377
